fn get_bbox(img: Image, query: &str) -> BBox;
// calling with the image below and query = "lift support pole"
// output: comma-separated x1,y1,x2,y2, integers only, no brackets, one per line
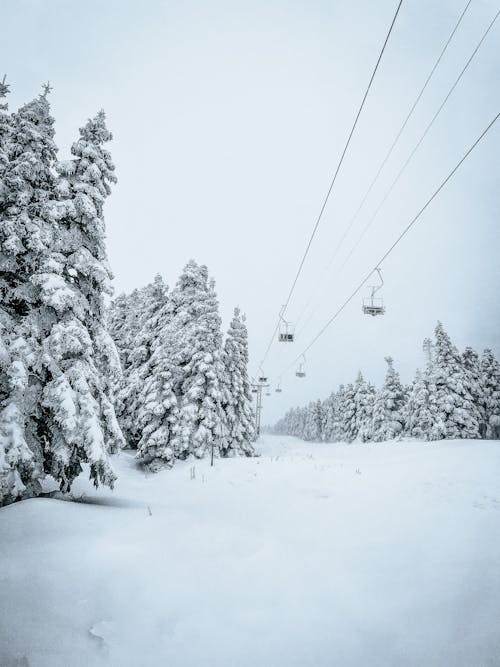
251,381,269,437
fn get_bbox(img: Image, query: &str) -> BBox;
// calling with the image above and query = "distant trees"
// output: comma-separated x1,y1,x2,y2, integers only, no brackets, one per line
108,261,256,471
273,322,500,444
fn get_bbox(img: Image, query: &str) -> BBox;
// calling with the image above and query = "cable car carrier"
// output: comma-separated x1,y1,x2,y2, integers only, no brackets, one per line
362,268,386,317
278,306,295,342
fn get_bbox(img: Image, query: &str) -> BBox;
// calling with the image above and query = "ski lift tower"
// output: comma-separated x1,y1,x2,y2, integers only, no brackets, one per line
251,369,270,436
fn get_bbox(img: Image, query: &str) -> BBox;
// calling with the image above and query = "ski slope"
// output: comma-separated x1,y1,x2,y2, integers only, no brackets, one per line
1,435,499,667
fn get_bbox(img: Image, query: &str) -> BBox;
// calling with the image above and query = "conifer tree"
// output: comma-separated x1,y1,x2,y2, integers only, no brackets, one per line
220,307,255,456
354,372,375,442
1,101,124,505
404,368,432,439
462,346,486,437
0,75,10,212
339,382,357,442
114,275,170,448
372,356,406,441
481,349,500,439
0,86,62,503
173,260,225,459
321,392,337,442
27,108,125,495
134,293,179,468
426,322,480,440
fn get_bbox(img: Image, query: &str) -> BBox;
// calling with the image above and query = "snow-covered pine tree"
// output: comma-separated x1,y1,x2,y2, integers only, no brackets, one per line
4,105,122,498
339,381,357,442
114,275,170,448
321,392,336,442
0,86,61,504
462,346,487,437
109,274,168,377
404,368,432,439
134,291,180,469
51,109,124,456
172,260,225,459
0,75,10,212
220,307,255,457
372,356,406,441
354,373,375,442
302,399,323,441
107,290,141,372
480,349,500,439
0,75,11,407
425,322,481,440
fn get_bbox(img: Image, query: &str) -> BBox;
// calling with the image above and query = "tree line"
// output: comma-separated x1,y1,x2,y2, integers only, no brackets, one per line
272,322,500,443
107,264,255,471
0,81,255,507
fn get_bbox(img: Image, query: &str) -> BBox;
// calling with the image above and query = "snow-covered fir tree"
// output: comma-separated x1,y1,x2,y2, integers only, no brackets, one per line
0,87,61,503
354,372,375,442
462,346,486,437
39,109,125,483
426,322,480,440
0,75,10,212
172,260,225,459
339,381,357,442
134,291,179,469
220,307,255,456
480,349,500,438
113,275,170,449
404,368,432,439
372,356,405,441
321,392,337,442
1,94,122,505
108,274,168,378
303,400,323,441
107,290,142,372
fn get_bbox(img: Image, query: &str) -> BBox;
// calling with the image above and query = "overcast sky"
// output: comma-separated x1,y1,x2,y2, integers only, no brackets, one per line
3,0,499,421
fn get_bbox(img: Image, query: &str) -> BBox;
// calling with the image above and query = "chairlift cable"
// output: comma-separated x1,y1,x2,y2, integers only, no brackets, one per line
292,4,499,340
256,0,404,374
293,0,474,331
274,110,500,380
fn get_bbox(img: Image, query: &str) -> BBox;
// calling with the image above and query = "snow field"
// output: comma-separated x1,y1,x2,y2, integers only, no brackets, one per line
1,435,500,666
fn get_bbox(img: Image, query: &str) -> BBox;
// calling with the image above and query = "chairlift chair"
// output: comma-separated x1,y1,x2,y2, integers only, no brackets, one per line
362,268,386,317
278,306,295,342
295,355,306,378
257,367,268,383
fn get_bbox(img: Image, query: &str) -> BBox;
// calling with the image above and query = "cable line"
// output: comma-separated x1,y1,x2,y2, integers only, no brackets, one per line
275,109,500,380
293,3,499,340
339,6,499,265
256,0,404,374
293,0,473,330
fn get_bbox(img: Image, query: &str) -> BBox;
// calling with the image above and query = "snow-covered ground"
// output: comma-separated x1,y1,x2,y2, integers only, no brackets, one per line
1,435,499,667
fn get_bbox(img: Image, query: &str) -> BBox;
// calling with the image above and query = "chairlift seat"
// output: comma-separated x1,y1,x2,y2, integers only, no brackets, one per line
278,332,294,342
362,297,385,317
296,371,306,378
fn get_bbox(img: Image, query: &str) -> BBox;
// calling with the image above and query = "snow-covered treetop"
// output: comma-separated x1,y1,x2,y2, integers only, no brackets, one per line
58,110,116,214
0,75,9,109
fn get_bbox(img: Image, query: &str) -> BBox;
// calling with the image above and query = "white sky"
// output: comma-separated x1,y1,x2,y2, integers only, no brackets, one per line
3,0,499,421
